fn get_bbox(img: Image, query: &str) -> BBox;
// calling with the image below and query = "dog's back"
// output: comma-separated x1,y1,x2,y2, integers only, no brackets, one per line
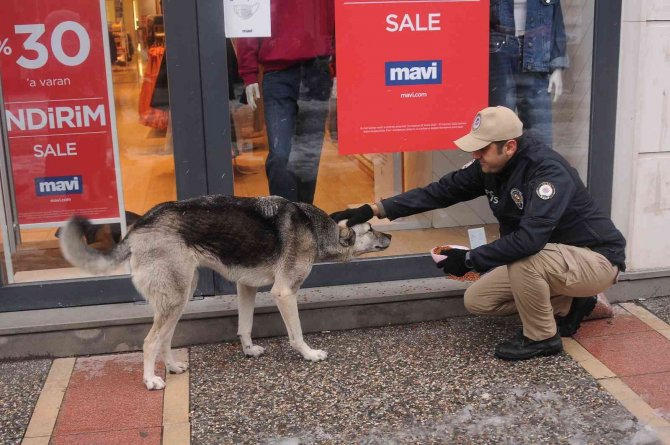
60,195,340,283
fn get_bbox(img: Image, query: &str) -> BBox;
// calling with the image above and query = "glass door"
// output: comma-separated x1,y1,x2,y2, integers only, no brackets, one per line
0,0,213,311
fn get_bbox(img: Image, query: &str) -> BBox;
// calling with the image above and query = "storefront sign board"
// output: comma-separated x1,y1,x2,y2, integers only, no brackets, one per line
0,0,124,226
335,0,489,154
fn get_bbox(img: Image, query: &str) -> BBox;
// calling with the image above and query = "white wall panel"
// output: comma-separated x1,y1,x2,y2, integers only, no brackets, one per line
629,156,670,270
647,0,670,20
615,1,670,272
637,23,670,154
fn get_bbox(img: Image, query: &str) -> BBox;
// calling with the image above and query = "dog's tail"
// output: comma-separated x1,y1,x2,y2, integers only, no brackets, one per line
59,216,132,275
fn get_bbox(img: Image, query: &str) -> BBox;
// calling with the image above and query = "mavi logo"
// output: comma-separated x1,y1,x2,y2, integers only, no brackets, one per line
385,60,442,86
35,175,83,196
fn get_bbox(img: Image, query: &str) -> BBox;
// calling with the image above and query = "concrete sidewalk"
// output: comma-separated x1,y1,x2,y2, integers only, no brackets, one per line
2,298,670,444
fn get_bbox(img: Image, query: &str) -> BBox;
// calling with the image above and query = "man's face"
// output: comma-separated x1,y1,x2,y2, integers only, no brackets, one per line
472,140,516,173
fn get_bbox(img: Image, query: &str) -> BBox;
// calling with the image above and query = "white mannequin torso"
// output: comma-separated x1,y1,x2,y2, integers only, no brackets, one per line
514,0,527,36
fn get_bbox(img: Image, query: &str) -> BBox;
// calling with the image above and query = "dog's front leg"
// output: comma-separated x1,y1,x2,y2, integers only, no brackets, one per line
273,291,327,362
237,283,265,357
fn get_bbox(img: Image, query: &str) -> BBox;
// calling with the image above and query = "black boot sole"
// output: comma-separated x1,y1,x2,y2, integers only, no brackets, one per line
558,297,597,337
494,345,563,361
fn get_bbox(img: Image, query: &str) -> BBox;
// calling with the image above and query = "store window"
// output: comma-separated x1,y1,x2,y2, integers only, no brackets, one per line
0,0,175,283
227,0,594,260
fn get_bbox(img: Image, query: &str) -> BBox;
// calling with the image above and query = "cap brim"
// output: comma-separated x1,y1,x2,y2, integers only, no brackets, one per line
454,133,491,153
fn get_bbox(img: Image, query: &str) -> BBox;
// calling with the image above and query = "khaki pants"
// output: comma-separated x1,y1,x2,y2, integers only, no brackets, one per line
464,243,619,341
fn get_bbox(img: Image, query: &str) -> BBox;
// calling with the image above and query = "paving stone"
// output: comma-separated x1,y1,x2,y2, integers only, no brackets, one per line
50,426,162,444
621,372,670,421
189,316,657,444
574,315,652,340
578,331,670,377
0,358,52,444
52,353,163,437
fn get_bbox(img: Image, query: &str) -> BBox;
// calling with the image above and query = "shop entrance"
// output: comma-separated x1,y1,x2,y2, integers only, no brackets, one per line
0,0,620,310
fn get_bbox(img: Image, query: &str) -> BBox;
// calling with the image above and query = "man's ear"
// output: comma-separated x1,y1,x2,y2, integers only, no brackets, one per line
339,225,356,247
505,139,518,156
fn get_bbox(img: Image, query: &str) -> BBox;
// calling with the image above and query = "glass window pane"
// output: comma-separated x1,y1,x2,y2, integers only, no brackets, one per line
0,0,176,283
228,0,594,263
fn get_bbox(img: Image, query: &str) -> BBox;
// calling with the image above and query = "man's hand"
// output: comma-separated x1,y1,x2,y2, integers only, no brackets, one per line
436,249,471,277
245,83,260,110
330,204,374,227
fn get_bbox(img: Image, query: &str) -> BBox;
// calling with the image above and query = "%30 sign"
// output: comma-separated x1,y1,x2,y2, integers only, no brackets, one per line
0,21,91,69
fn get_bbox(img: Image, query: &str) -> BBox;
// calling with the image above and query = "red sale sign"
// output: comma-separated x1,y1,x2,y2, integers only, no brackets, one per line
335,0,489,154
0,0,123,226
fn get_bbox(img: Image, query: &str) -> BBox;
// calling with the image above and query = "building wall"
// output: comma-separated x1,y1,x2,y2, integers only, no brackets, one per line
613,0,670,271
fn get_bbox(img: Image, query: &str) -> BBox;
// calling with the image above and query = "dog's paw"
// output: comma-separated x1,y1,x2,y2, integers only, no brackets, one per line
167,361,188,374
144,375,166,390
303,349,328,362
243,345,266,358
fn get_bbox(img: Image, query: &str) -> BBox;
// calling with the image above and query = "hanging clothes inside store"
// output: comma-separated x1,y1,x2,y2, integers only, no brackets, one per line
139,15,168,130
150,51,169,111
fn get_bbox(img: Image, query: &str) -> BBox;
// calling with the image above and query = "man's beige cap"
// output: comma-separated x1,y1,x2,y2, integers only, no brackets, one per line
454,106,523,152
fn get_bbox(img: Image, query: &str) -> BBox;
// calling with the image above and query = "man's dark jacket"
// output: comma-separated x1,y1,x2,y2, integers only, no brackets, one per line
379,135,626,272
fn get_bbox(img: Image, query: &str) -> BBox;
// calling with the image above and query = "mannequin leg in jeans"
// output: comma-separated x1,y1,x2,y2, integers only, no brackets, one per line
291,58,333,203
262,66,301,202
516,70,553,148
488,33,553,148
488,33,519,111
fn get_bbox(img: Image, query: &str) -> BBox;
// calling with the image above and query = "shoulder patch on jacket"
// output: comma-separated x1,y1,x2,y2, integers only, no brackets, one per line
536,182,556,200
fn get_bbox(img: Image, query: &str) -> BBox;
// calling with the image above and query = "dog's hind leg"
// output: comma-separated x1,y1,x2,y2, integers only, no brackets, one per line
135,263,193,390
142,304,171,390
274,291,327,362
159,269,199,374
237,283,265,357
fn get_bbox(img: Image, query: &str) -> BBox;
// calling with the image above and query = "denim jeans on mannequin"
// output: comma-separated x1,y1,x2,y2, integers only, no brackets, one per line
489,32,553,147
262,58,333,203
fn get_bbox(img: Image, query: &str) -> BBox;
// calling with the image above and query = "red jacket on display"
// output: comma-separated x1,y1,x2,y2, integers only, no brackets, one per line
234,0,334,86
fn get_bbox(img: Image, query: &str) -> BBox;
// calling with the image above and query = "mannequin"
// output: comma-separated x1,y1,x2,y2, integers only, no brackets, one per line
489,0,568,147
235,0,335,204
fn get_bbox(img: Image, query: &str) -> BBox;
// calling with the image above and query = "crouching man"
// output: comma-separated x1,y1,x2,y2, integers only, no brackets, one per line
331,106,626,361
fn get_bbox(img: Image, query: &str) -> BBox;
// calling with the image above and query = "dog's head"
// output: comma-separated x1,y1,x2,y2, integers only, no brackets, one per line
338,221,391,255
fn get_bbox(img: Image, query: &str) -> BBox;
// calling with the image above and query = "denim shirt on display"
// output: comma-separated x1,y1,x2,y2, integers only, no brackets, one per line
490,0,569,72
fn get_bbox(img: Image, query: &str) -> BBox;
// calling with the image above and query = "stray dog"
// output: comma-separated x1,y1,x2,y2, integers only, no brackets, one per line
60,195,391,390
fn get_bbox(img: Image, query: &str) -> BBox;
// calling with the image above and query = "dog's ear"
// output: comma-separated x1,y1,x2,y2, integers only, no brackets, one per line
338,225,355,247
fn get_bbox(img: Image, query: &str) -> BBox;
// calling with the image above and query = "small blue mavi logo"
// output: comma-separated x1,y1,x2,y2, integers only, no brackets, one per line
385,60,442,86
35,175,83,196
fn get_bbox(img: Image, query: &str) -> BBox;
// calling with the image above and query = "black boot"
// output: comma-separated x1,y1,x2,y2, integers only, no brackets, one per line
557,296,597,337
494,331,563,361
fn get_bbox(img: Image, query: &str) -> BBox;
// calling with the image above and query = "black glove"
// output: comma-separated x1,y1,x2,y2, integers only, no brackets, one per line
330,204,374,227
436,248,471,277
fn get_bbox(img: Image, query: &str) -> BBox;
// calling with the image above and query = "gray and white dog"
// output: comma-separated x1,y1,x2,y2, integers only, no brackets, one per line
60,195,391,390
